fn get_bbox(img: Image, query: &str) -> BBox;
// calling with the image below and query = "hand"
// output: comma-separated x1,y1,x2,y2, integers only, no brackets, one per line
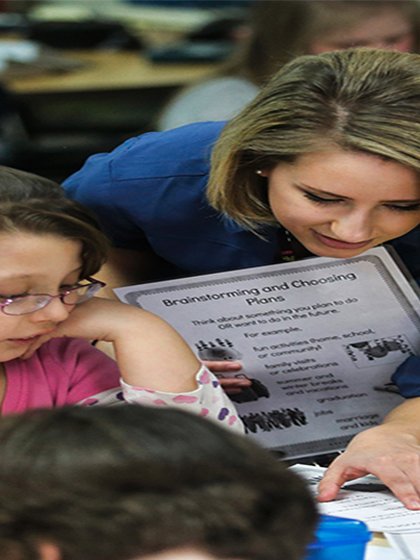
202,360,252,395
317,424,420,509
20,297,126,359
23,297,200,392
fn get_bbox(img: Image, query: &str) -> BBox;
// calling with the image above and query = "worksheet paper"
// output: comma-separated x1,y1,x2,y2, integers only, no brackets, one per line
290,464,420,534
115,247,420,457
385,532,420,559
366,545,404,560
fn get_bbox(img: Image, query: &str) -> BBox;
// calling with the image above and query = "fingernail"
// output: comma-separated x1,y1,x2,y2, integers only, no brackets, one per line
407,500,420,509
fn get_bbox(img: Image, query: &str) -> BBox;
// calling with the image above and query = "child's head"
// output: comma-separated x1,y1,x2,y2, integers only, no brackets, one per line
0,405,318,560
0,166,63,201
0,166,108,278
0,167,108,363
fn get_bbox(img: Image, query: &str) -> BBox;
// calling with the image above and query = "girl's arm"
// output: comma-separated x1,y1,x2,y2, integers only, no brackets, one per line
27,298,243,432
318,397,420,509
44,298,201,392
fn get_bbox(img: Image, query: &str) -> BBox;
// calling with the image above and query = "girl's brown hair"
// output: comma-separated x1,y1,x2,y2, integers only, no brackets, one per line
0,166,109,278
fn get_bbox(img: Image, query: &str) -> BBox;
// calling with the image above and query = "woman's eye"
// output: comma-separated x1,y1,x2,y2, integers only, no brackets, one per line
303,192,343,205
385,204,420,213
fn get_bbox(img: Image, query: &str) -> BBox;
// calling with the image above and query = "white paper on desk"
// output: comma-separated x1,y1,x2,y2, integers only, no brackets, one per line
385,532,420,559
115,247,420,457
366,544,404,560
291,464,420,533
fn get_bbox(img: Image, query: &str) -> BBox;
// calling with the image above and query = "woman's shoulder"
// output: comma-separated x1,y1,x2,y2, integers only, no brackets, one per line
109,121,227,182
123,120,226,157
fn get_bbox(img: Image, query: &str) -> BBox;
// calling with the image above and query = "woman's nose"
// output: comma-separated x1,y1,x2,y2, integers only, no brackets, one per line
330,211,375,242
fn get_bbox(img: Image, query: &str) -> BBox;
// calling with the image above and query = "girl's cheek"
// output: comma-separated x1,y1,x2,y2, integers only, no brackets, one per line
0,316,24,346
0,322,10,345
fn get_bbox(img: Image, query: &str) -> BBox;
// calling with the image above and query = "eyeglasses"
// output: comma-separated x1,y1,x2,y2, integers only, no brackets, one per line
0,277,106,316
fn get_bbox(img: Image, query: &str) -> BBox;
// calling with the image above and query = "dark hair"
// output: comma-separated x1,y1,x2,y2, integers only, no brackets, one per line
0,166,64,201
0,406,318,560
0,166,109,278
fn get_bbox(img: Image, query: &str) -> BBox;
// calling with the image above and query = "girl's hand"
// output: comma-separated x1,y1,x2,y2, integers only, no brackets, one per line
44,297,128,342
23,297,201,393
20,297,128,359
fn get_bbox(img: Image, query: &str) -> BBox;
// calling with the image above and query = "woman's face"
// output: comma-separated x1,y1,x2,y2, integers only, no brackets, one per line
0,232,82,363
309,7,415,53
264,148,420,259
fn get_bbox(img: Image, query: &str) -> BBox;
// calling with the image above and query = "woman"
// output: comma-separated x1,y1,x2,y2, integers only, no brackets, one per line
63,48,420,507
63,48,419,285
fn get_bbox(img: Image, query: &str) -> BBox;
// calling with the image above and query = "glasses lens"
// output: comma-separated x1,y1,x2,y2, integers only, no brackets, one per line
62,282,102,305
1,280,105,315
2,295,51,316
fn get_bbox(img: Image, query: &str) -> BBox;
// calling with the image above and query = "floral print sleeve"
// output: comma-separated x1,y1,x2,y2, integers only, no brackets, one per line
77,365,244,434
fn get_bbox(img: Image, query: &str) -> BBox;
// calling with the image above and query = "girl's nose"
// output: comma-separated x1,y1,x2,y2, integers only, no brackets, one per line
30,298,72,323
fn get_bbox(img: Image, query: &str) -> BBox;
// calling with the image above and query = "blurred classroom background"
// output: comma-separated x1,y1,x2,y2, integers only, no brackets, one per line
0,0,418,182
0,0,251,181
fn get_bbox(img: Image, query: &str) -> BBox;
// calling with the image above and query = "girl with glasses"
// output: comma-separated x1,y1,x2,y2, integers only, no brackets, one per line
0,167,241,432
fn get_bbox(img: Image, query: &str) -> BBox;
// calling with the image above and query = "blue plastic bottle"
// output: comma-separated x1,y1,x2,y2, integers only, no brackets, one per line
305,514,372,560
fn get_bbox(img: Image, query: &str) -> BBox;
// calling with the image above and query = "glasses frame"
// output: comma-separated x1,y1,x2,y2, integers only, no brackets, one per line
0,277,106,316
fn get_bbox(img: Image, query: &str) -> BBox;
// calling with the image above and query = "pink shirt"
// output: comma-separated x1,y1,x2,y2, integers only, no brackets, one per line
2,338,120,414
1,338,243,433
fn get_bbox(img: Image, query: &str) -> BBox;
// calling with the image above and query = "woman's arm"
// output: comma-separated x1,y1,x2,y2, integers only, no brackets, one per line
318,397,420,509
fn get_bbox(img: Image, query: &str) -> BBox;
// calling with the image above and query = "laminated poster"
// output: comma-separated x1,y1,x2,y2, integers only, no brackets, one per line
115,247,420,458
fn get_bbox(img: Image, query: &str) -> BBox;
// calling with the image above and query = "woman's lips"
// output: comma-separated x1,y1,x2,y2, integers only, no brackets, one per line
312,231,372,250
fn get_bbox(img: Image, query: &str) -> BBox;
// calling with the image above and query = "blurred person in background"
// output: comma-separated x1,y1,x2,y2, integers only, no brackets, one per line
157,0,420,130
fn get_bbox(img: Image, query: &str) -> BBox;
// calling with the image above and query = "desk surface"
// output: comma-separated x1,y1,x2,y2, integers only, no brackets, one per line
4,49,219,95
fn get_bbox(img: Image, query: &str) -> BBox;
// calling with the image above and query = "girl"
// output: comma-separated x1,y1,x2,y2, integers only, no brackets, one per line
0,167,241,431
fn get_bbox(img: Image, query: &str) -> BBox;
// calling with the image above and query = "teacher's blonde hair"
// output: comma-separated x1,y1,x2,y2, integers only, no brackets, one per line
207,48,420,231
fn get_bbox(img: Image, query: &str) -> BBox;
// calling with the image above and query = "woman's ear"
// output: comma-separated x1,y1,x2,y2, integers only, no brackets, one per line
256,169,270,178
38,543,61,560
